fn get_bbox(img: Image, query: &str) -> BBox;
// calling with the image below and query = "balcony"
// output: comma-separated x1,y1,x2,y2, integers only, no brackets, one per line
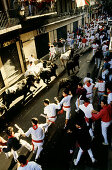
0,0,57,32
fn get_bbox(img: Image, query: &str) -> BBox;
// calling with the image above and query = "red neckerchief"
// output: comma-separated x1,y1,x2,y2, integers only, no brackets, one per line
64,94,68,97
99,80,103,83
86,82,91,87
33,125,38,130
84,102,90,107
8,135,15,139
107,92,112,95
21,160,28,167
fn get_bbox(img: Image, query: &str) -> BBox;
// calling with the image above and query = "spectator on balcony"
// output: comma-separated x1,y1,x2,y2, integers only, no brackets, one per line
28,0,37,16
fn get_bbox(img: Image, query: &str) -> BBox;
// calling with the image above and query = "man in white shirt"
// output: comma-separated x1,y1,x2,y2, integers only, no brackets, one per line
21,118,45,161
94,76,105,105
92,42,99,57
90,34,95,43
102,43,109,58
17,155,42,170
107,86,112,104
43,99,61,130
83,80,94,103
79,98,95,138
100,34,104,45
28,55,37,65
56,89,72,127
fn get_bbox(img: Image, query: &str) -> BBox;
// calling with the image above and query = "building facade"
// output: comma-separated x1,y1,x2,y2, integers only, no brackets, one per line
0,0,98,94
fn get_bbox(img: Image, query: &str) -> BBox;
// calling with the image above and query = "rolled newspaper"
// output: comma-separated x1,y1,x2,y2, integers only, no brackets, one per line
14,124,24,134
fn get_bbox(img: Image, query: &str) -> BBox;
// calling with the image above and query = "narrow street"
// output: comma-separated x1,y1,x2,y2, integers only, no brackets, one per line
0,49,109,170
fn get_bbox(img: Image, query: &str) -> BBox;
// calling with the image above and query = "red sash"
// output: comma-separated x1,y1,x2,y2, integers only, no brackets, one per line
32,139,43,150
58,106,70,114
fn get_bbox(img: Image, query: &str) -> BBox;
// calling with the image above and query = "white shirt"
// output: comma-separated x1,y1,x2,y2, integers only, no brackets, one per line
109,59,112,68
79,103,94,118
95,33,99,39
95,81,105,92
44,103,60,118
18,161,42,170
25,125,45,141
102,45,108,52
90,35,95,42
107,30,110,35
28,56,37,63
59,95,72,107
100,35,104,40
49,46,56,54
92,43,99,49
107,93,112,104
84,83,94,95
77,35,81,40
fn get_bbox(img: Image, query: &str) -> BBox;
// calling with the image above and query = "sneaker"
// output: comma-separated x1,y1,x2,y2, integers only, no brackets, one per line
73,159,78,166
91,158,96,163
102,142,109,146
91,136,95,140
70,149,73,154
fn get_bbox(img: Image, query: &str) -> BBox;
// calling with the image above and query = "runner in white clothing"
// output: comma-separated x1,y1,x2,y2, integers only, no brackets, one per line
17,155,42,170
79,98,95,138
43,99,61,123
83,80,94,103
94,76,105,104
107,87,112,104
55,89,72,127
102,43,108,58
92,42,99,57
21,118,45,161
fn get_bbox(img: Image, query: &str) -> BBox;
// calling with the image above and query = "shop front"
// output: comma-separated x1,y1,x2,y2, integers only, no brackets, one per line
35,32,49,59
57,25,67,41
73,21,78,37
0,40,22,86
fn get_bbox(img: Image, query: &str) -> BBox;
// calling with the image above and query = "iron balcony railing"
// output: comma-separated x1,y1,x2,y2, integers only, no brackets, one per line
0,1,57,30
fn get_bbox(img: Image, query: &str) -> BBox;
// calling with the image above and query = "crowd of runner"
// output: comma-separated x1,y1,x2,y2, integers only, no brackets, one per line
0,14,112,169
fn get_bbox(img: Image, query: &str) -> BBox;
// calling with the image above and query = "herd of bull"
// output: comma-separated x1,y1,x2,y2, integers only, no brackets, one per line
0,49,82,117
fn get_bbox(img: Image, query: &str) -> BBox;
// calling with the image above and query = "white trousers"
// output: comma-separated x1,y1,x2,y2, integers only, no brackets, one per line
101,121,111,144
93,49,96,56
75,99,84,110
75,147,95,165
86,94,93,104
82,43,86,48
102,70,109,80
63,107,71,119
33,142,43,160
49,53,55,61
86,122,94,138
